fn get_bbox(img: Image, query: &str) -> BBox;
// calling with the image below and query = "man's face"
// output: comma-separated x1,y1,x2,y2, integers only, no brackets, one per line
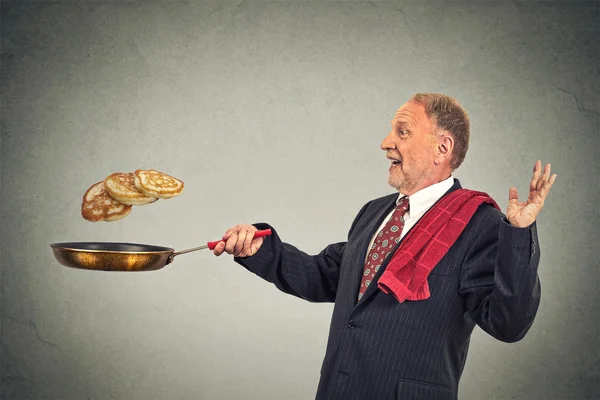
381,101,438,194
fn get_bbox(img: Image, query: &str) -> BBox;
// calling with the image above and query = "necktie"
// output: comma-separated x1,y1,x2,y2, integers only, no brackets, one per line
358,197,410,301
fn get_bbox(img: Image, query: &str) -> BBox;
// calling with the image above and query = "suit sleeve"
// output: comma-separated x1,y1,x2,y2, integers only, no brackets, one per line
233,201,372,303
458,206,541,343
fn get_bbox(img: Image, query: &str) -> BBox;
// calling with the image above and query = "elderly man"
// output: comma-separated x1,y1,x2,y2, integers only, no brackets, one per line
213,93,556,400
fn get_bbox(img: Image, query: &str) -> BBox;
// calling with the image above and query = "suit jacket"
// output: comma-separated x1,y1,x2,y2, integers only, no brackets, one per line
235,179,541,400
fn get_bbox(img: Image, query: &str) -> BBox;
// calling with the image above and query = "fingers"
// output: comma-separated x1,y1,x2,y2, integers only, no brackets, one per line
224,230,239,255
216,224,257,257
529,161,554,194
242,228,255,254
222,224,243,241
530,160,542,193
538,173,558,203
508,186,519,203
234,229,248,255
213,241,226,256
236,226,258,256
537,163,551,191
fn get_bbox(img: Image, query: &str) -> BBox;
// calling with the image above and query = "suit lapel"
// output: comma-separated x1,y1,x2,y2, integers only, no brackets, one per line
348,195,398,306
355,179,464,307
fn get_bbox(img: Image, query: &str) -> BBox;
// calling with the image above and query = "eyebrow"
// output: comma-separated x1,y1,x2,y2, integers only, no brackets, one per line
392,120,411,129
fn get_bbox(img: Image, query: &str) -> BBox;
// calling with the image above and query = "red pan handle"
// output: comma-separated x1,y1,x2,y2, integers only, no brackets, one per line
207,229,272,250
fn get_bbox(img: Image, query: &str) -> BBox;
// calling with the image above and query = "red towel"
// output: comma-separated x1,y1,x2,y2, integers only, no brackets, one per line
377,189,500,303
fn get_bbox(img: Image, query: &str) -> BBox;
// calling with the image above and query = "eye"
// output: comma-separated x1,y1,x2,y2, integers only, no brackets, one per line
398,129,408,136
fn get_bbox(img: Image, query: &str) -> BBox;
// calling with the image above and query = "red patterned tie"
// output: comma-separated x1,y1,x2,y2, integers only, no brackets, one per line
358,197,410,301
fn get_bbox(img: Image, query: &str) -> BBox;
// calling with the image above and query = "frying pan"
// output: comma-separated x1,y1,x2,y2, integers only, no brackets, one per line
50,229,272,272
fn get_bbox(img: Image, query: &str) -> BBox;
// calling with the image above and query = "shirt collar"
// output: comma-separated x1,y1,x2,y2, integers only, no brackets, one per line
397,175,455,218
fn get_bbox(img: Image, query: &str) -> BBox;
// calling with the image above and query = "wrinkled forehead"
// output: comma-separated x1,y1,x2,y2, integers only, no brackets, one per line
392,101,431,128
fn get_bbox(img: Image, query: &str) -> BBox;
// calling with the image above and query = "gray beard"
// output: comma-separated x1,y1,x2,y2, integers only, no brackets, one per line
388,167,434,193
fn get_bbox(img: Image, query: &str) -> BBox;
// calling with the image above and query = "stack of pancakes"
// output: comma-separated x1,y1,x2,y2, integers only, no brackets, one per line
81,169,184,222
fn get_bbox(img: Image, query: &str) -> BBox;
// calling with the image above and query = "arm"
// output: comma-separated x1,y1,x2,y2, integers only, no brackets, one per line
459,160,556,342
459,207,541,343
232,201,372,303
234,225,345,302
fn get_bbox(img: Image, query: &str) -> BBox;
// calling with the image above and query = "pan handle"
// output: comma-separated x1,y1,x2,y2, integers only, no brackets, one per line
166,229,273,264
205,228,272,251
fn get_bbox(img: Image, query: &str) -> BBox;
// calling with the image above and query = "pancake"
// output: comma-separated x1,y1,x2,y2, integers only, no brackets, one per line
104,172,158,206
81,181,132,222
133,169,184,199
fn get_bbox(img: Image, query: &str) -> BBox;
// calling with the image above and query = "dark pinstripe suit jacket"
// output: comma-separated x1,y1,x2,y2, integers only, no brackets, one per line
235,179,541,400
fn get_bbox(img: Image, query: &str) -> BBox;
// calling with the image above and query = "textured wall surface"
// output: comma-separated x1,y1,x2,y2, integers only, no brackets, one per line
1,1,598,399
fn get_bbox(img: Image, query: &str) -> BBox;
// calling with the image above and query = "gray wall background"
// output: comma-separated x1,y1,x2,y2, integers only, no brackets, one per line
1,1,598,399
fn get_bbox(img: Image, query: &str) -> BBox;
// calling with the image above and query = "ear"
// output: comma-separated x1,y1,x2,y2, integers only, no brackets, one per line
434,132,454,166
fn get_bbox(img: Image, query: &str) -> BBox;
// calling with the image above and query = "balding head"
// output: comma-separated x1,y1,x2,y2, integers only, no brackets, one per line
410,93,470,171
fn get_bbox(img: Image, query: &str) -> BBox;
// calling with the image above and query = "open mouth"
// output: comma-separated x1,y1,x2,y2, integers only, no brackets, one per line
389,157,402,167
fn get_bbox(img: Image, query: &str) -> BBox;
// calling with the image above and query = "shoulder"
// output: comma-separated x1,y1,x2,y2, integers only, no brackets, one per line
447,187,506,227
475,201,505,218
468,201,506,232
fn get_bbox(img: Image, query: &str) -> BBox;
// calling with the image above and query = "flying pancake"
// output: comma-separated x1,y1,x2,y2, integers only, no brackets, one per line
134,169,184,199
81,181,132,222
104,172,158,206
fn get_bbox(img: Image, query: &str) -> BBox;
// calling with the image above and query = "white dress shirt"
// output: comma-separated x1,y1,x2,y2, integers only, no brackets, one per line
364,176,455,263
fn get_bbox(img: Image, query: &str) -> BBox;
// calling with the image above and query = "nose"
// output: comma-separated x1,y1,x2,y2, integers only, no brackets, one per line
381,130,395,151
